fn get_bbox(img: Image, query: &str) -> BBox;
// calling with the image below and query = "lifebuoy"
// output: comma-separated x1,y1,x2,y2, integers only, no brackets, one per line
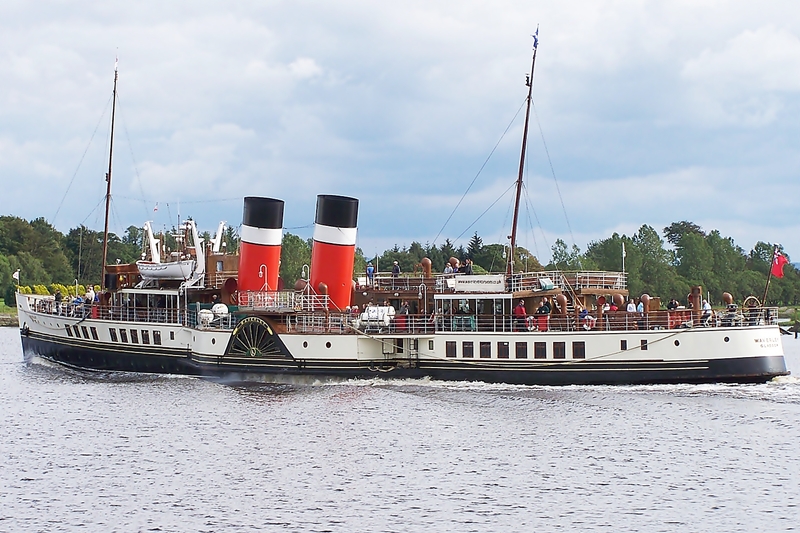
526,316,536,331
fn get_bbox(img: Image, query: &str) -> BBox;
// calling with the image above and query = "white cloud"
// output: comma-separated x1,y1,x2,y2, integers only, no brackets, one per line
2,0,800,260
681,26,800,126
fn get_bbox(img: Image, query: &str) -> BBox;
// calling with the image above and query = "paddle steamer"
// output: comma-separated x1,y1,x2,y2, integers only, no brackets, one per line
17,41,788,385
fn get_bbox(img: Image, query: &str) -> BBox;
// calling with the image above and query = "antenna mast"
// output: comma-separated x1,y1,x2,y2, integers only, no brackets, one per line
508,30,539,276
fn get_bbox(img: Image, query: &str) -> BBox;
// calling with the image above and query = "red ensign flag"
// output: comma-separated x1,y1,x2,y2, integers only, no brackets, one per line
771,250,789,278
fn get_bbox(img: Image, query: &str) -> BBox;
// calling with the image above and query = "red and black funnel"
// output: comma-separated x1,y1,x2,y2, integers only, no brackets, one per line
310,195,358,310
238,197,284,293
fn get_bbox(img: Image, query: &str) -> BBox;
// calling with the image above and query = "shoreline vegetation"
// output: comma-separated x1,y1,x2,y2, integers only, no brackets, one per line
2,216,799,310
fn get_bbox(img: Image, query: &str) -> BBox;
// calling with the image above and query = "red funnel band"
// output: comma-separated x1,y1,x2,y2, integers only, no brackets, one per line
239,243,281,292
310,241,355,310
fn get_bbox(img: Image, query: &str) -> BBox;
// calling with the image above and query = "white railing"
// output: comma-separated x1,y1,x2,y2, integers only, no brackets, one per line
238,290,333,312
508,271,627,293
238,290,298,310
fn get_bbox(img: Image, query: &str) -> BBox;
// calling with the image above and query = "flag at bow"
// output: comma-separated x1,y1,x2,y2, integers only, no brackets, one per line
771,249,789,278
12,269,20,283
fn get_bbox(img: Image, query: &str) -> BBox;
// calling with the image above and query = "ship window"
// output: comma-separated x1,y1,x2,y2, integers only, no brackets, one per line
396,338,403,354
81,326,90,339
170,331,175,341
462,341,474,358
497,341,509,359
120,329,128,343
73,325,80,338
553,342,567,359
216,260,224,272
428,340,434,351
640,339,648,351
90,327,98,340
572,341,586,359
153,330,161,345
65,326,73,337
620,339,627,351
446,341,456,358
109,328,118,342
534,342,546,359
130,329,139,344
141,330,150,345
554,342,566,359
515,342,528,359
480,342,491,358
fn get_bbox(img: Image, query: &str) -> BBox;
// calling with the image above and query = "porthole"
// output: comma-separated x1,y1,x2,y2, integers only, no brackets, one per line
212,338,216,345
303,341,308,348
326,341,332,348
674,340,680,346
724,336,730,342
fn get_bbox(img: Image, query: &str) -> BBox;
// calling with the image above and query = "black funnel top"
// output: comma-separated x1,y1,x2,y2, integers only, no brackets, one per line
315,195,358,228
243,197,284,229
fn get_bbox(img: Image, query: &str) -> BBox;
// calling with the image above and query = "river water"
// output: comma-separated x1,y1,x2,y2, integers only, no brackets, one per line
1,327,799,532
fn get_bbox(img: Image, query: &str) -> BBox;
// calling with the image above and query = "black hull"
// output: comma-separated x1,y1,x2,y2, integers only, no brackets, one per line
20,331,788,386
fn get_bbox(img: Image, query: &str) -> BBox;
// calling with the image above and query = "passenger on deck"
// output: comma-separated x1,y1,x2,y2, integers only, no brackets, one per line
463,259,474,275
536,297,551,315
392,261,400,278
701,299,713,326
366,262,374,286
514,300,527,331
579,307,596,330
443,263,454,274
54,290,62,315
667,298,679,311
626,299,636,313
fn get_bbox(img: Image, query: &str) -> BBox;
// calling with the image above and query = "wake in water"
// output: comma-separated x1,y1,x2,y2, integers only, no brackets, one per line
25,355,194,383
23,354,800,403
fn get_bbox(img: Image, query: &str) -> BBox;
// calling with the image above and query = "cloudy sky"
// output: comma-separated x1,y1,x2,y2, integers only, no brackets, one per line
2,1,800,264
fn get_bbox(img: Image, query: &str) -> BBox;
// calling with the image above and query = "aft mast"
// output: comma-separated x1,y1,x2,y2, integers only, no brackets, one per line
100,59,119,291
507,29,539,276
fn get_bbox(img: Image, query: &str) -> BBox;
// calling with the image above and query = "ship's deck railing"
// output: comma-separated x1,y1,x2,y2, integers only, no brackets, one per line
238,290,331,311
205,270,238,289
239,290,297,310
20,293,778,334
365,270,627,294
25,294,185,325
283,306,779,335
507,271,628,293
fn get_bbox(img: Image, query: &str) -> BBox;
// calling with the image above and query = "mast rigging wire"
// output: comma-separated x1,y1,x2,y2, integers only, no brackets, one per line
453,180,518,243
532,100,576,250
431,97,527,246
115,93,150,222
51,95,113,225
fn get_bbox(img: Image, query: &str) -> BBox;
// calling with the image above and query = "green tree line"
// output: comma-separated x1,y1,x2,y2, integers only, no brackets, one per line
3,215,795,307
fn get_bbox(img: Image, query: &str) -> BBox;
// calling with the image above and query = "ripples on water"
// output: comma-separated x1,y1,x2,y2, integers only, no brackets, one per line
1,327,799,532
